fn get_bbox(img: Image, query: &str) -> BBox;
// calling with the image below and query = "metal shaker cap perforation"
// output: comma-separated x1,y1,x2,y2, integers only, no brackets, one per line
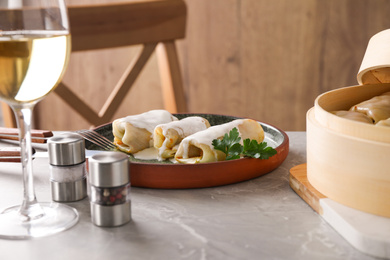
48,133,85,166
88,151,130,187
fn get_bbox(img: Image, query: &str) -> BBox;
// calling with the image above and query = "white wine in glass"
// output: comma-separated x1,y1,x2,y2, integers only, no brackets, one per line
0,1,78,239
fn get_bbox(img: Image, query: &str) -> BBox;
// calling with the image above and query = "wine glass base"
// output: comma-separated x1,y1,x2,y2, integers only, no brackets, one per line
0,202,79,240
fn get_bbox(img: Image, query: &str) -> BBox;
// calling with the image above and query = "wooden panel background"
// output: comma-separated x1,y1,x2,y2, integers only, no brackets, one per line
33,0,390,131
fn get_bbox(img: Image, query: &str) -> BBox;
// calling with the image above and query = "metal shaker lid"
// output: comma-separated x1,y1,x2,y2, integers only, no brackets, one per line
88,151,130,187
48,133,85,166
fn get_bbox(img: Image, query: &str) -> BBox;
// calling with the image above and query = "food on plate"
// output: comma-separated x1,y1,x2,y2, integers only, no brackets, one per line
331,111,374,124
349,91,390,123
153,116,210,160
376,118,390,127
112,110,178,153
174,119,264,164
110,110,276,164
213,127,277,160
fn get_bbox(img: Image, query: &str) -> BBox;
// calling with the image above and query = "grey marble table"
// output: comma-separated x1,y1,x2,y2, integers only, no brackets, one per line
0,132,378,260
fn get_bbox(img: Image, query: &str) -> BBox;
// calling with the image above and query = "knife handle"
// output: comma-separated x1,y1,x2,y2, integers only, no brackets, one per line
0,127,53,143
0,147,36,163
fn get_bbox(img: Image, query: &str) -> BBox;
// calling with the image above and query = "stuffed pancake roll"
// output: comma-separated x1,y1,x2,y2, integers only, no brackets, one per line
154,116,210,160
113,110,178,153
331,111,374,124
349,91,390,123
175,119,264,164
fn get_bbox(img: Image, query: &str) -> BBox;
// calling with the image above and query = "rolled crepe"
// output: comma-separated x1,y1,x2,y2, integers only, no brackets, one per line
331,111,373,124
175,119,264,164
349,91,390,123
154,116,210,160
113,110,178,153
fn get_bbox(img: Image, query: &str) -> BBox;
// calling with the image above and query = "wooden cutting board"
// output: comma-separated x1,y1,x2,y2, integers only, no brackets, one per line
289,163,326,214
289,164,390,259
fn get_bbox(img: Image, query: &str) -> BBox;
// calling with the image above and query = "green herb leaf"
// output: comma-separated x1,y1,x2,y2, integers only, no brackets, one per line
212,127,277,161
212,127,243,160
226,142,243,160
242,139,277,159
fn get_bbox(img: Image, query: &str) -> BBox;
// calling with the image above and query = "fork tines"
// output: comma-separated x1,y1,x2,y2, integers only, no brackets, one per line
76,130,117,151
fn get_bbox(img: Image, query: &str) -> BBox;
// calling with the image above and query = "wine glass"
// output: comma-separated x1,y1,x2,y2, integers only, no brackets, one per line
0,0,78,239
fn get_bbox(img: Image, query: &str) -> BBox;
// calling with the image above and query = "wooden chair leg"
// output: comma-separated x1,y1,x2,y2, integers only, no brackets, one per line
1,102,16,128
54,43,157,127
156,41,188,113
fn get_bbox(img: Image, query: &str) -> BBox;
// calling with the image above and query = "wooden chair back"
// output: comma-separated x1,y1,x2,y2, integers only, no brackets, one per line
2,0,187,128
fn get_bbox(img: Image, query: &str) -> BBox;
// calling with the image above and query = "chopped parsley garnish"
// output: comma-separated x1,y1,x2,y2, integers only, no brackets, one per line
212,127,277,160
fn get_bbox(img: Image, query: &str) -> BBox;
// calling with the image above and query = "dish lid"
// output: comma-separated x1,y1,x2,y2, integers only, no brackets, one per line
88,151,130,187
357,29,390,85
48,133,85,166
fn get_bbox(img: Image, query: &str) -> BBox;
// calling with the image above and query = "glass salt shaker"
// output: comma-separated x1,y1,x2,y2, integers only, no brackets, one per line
48,133,87,202
88,151,131,227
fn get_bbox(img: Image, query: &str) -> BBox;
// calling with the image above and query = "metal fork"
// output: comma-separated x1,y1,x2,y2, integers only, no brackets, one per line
0,127,117,151
75,129,117,151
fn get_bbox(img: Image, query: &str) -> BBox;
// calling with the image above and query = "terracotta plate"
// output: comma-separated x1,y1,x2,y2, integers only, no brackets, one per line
87,114,289,189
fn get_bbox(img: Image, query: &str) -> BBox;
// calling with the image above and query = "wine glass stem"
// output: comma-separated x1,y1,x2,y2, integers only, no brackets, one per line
13,104,44,221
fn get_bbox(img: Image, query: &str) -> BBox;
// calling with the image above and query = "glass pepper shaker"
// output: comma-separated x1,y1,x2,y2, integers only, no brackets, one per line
48,133,87,202
88,151,131,227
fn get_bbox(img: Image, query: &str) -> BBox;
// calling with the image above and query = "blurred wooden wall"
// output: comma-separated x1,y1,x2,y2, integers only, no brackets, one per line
34,0,390,131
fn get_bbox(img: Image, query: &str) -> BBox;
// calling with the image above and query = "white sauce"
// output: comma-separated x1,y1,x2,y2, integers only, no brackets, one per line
181,119,245,158
158,117,209,138
133,147,159,160
133,147,179,163
156,117,209,158
117,110,178,133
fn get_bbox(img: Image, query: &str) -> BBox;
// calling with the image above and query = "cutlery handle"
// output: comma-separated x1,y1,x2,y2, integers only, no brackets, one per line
0,147,21,162
0,147,20,156
0,147,36,163
0,127,53,143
